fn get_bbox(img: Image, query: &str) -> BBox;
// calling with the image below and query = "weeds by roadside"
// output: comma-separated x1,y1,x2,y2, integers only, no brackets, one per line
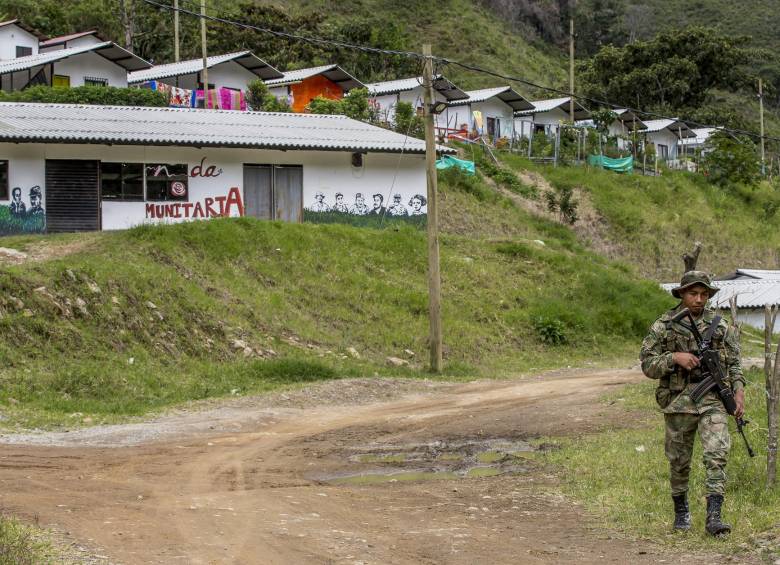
0,514,52,565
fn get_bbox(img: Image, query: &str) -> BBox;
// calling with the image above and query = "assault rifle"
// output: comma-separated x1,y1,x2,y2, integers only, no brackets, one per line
671,308,755,457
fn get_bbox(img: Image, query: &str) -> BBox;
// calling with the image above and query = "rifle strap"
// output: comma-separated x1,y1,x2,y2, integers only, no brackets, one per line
702,315,721,345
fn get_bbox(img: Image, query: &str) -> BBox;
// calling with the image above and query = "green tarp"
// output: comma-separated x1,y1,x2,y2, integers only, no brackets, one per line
588,154,633,173
436,155,476,175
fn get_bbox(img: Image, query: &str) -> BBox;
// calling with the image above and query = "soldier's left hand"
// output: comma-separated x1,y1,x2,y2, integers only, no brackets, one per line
734,388,745,419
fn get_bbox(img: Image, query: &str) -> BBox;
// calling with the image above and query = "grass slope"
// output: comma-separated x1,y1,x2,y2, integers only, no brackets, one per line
492,151,780,280
0,169,670,429
273,0,567,90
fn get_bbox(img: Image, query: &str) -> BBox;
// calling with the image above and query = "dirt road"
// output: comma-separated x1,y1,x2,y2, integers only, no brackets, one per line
0,369,746,564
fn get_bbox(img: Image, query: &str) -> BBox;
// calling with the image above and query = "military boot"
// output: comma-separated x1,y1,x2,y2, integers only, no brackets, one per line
672,494,691,531
705,495,731,536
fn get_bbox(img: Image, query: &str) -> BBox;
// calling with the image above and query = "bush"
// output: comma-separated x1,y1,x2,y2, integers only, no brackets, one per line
702,132,761,188
394,101,424,139
533,316,567,345
306,88,374,121
438,167,499,203
0,85,167,106
246,79,291,112
544,185,579,224
247,358,337,383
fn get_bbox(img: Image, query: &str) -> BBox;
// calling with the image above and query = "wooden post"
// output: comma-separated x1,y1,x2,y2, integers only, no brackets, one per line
760,78,766,175
528,124,534,158
422,44,443,373
765,305,780,487
200,0,209,107
569,11,575,123
174,0,180,62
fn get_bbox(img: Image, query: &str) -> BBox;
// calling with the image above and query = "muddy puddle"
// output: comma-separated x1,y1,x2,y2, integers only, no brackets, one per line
317,438,537,485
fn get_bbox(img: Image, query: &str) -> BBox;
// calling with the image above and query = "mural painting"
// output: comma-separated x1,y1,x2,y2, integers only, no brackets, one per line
0,185,46,235
304,189,427,228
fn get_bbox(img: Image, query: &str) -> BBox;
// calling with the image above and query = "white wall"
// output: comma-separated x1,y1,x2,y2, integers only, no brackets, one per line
52,50,128,87
0,24,38,60
444,98,514,138
40,34,104,52
722,308,780,332
646,129,680,160
267,85,289,102
157,61,261,92
0,142,427,232
370,88,449,129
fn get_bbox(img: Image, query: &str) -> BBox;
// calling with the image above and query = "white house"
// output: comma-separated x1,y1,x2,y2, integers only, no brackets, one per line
0,20,150,91
680,127,721,157
366,75,468,126
0,102,451,235
642,119,696,161
39,30,107,51
607,109,647,151
264,64,364,113
444,86,533,142
662,269,780,331
513,97,590,140
127,51,283,94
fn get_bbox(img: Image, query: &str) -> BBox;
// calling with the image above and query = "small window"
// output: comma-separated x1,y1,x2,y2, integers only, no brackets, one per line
15,46,32,58
146,164,188,201
84,76,108,87
52,74,70,88
101,162,143,201
0,161,8,200
658,144,669,160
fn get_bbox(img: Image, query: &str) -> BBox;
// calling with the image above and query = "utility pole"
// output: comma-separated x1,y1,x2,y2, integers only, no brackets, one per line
422,44,443,373
174,0,180,62
569,2,575,123
759,78,766,175
200,0,209,107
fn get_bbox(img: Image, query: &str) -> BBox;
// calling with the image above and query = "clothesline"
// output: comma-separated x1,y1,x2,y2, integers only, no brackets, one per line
137,80,247,111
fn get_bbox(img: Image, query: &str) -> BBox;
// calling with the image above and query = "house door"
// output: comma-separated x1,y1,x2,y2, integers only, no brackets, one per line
486,117,496,139
274,166,303,223
44,159,100,233
243,165,273,220
243,165,303,222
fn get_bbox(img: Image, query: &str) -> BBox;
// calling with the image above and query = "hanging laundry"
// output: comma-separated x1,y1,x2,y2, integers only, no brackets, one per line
169,86,193,108
193,89,220,109
138,80,157,91
219,88,234,110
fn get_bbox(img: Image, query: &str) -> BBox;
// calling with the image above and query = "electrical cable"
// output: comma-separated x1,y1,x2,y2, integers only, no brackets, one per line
143,0,780,146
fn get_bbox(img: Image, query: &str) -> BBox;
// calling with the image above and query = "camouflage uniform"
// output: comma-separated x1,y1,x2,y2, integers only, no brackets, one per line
640,306,745,496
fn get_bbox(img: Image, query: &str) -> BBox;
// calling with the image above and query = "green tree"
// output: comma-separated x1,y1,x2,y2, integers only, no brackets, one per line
0,85,167,106
245,80,290,112
574,0,627,56
580,27,760,111
702,132,761,188
393,101,424,140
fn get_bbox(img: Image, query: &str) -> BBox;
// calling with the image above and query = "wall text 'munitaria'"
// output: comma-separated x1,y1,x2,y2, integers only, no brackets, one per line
145,187,244,219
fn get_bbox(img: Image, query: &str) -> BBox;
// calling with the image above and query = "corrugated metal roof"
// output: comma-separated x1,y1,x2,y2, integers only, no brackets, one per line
264,64,364,90
514,97,590,120
613,109,647,129
0,102,455,155
0,19,47,40
720,269,780,280
40,30,103,47
660,279,780,308
0,41,151,74
128,51,283,83
366,75,468,101
643,118,696,138
448,86,533,111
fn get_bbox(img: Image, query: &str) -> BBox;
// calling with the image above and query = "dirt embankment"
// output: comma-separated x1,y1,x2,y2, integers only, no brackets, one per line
0,369,754,564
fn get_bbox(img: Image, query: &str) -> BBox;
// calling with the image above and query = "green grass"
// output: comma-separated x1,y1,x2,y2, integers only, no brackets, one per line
0,168,672,428
0,515,53,565
495,151,780,280
544,368,780,556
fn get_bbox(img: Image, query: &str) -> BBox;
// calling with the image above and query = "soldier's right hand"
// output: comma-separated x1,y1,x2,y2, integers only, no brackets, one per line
672,352,700,370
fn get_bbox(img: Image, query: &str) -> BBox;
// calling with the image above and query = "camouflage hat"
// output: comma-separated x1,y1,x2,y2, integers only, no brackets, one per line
671,270,720,298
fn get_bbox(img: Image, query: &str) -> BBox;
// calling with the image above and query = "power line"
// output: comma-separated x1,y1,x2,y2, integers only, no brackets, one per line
143,0,780,145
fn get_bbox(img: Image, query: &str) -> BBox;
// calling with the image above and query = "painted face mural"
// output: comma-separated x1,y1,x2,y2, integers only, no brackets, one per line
1,185,46,235
304,189,425,227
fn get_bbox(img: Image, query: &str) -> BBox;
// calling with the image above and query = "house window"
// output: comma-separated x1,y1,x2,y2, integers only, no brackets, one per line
146,164,189,201
658,144,669,160
101,163,144,201
15,46,32,58
0,161,8,200
52,75,70,88
85,76,108,87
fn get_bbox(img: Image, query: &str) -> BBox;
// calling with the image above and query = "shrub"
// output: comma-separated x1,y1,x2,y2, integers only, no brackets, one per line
247,358,336,383
702,132,761,188
306,88,373,121
394,101,424,139
533,316,567,345
544,185,579,224
246,79,291,112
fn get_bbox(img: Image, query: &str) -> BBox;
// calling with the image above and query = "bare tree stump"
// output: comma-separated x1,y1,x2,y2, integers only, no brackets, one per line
682,242,703,272
729,295,741,341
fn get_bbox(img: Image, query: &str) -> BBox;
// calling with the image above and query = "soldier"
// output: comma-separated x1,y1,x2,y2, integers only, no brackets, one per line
640,271,745,536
